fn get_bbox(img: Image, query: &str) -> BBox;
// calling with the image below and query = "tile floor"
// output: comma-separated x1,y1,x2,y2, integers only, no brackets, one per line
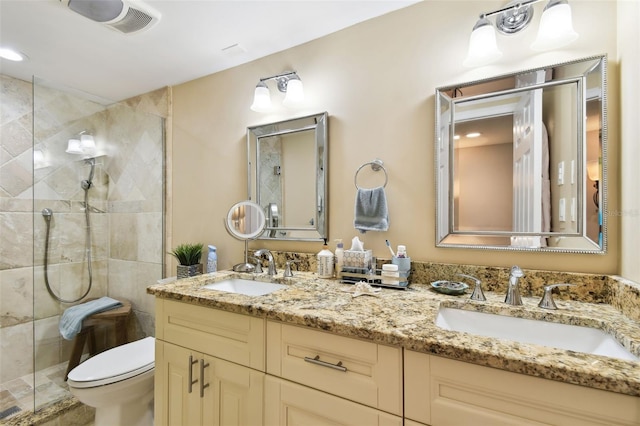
0,362,71,422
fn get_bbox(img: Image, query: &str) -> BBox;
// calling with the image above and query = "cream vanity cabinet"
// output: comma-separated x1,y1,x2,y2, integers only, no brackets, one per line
154,299,265,426
265,321,403,425
404,350,640,426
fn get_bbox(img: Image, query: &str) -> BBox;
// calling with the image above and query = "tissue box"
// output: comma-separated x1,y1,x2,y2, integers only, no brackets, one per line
343,249,372,268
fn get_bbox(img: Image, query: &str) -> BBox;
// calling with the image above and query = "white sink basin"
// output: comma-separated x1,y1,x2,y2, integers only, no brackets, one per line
203,278,287,296
436,307,638,361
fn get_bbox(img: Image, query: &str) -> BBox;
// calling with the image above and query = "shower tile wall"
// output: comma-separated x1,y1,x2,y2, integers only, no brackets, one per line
0,74,167,399
259,137,283,214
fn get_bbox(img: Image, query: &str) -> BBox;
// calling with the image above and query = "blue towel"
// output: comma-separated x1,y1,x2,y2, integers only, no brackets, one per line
354,186,389,233
59,297,123,340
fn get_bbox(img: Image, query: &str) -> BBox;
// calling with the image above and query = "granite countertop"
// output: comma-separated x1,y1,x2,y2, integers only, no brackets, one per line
147,270,640,397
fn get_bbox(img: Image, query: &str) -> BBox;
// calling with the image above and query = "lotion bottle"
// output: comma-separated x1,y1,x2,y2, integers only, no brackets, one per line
334,239,344,279
207,245,217,273
317,239,334,278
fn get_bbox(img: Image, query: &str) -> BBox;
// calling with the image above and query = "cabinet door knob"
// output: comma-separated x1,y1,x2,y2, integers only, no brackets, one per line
304,355,347,372
200,359,210,398
188,355,198,394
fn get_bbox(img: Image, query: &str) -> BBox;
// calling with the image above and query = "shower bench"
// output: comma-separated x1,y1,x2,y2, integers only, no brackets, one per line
64,298,132,380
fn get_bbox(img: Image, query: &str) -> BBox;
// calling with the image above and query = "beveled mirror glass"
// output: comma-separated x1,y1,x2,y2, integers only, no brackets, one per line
247,112,328,241
435,55,606,253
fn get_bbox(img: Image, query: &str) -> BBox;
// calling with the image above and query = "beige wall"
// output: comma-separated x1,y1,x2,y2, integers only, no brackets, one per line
171,1,630,276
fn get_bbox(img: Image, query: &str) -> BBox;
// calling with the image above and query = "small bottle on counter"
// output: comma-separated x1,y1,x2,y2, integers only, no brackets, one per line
396,245,407,258
381,263,399,285
207,245,217,273
317,239,334,278
334,239,344,279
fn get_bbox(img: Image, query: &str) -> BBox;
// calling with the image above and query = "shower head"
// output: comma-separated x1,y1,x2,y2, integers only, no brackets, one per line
42,208,53,221
81,157,96,190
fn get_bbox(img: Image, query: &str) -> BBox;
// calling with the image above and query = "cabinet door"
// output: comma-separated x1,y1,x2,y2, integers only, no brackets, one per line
156,341,265,426
155,340,202,426
264,376,402,426
202,357,264,426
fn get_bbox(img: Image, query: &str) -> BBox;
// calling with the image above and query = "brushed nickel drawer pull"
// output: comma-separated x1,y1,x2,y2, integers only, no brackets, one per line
199,359,210,398
188,355,198,394
304,355,347,372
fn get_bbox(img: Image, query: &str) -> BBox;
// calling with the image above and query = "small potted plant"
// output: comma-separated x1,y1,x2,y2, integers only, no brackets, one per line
170,243,204,279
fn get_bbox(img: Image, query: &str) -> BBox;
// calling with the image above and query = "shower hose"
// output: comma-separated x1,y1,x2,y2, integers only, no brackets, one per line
42,179,94,304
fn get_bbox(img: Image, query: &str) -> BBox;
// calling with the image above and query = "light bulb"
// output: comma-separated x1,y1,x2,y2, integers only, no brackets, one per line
250,82,272,112
531,0,578,51
66,139,83,154
463,17,503,67
80,134,96,152
283,78,304,107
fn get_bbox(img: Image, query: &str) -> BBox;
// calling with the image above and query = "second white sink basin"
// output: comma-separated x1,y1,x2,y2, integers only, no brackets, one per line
436,307,638,361
203,278,287,296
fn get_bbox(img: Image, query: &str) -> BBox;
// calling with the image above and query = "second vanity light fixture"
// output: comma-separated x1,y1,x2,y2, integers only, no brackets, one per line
250,71,304,112
464,0,579,67
66,131,96,155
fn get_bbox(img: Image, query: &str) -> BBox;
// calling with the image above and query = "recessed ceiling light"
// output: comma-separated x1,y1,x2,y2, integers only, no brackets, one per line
466,132,481,138
0,47,26,62
453,135,461,140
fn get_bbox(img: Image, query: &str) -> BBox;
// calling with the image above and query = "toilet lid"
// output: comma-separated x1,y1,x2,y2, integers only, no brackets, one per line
68,336,155,388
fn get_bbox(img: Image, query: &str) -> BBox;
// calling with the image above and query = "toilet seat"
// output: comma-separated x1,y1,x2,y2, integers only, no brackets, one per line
68,336,155,388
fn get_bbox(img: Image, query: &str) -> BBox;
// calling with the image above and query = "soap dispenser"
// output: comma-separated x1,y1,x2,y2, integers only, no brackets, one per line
317,239,334,278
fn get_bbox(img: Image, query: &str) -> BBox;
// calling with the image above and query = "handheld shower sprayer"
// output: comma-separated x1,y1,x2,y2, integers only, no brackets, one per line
81,157,96,190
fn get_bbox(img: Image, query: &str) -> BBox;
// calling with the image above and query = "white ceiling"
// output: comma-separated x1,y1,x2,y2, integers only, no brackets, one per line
0,0,419,104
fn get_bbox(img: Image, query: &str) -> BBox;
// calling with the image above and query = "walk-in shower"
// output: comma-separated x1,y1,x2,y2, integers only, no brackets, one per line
42,157,97,304
0,75,166,421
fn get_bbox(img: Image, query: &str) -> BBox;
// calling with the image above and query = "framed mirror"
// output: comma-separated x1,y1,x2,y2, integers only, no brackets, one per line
247,112,328,241
435,55,606,253
224,200,266,272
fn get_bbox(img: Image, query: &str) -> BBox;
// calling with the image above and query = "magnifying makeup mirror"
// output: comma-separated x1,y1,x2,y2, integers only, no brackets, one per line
224,200,266,272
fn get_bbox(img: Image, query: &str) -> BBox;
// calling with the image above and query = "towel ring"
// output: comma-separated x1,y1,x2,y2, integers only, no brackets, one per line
354,159,388,189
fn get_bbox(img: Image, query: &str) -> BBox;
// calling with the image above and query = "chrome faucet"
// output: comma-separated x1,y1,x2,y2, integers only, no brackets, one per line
505,265,524,305
458,273,486,301
283,260,299,278
538,283,576,309
254,249,277,276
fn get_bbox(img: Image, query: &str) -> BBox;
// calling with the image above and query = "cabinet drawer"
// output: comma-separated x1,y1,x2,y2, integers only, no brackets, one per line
264,376,402,426
405,350,640,426
156,299,265,371
267,321,402,415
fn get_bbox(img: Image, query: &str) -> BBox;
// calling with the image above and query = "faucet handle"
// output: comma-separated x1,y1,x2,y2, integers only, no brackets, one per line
284,260,299,278
458,273,486,301
250,257,263,274
538,283,576,310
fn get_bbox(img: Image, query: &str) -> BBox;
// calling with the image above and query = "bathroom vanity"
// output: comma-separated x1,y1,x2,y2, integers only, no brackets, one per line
148,271,640,426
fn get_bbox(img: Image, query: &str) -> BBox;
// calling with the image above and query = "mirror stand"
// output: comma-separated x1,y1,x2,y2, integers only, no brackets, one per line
233,240,255,272
224,200,267,272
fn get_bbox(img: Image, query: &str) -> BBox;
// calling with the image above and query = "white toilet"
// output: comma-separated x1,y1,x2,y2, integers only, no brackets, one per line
67,336,155,426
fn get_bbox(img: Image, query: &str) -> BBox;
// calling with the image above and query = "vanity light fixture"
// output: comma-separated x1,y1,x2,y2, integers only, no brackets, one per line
250,71,304,112
464,0,579,67
66,131,96,155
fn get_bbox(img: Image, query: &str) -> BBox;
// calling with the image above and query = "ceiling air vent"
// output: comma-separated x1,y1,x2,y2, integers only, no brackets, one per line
62,0,160,35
